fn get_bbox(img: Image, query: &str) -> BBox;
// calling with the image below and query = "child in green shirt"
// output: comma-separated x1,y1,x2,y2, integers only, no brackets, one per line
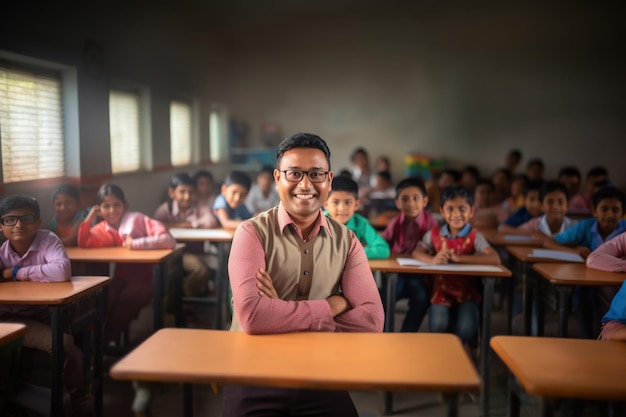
324,176,390,259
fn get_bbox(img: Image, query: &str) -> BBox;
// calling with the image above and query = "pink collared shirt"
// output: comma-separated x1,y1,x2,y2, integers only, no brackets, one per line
381,210,439,254
587,231,626,272
153,200,219,229
228,204,384,334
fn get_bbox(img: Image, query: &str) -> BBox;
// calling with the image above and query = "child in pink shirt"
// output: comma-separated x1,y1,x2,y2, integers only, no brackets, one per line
79,184,176,343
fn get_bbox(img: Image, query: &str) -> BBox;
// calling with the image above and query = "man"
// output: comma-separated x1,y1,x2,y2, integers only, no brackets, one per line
226,132,384,417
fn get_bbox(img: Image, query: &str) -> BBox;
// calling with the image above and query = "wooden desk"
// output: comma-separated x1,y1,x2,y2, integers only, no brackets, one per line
0,276,110,417
111,329,480,417
491,336,626,417
479,229,545,247
532,263,626,337
168,228,234,329
506,246,583,337
0,323,28,346
368,257,510,417
65,245,184,331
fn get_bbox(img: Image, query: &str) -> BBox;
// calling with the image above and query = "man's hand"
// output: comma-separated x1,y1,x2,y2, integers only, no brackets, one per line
256,268,279,299
326,294,351,317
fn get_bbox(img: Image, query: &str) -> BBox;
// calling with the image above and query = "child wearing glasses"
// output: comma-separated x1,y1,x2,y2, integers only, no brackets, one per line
213,170,253,229
0,194,93,415
78,184,176,344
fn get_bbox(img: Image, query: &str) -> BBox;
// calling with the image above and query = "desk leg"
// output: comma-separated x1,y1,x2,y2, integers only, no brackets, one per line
442,393,459,417
508,372,520,417
183,383,193,417
215,243,226,330
480,277,495,417
152,264,164,331
94,289,104,417
383,272,397,333
538,397,554,417
521,262,533,336
50,306,63,417
557,286,572,338
536,277,545,337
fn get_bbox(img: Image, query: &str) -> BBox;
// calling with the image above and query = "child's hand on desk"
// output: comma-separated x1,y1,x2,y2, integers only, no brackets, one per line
122,235,134,249
256,268,279,299
448,250,462,263
433,249,451,264
574,246,591,259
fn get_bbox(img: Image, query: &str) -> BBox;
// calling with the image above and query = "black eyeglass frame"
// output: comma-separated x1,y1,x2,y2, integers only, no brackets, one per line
0,215,38,226
279,170,330,183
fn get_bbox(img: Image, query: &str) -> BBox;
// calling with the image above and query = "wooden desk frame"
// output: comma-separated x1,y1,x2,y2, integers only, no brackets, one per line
368,259,511,417
0,277,109,417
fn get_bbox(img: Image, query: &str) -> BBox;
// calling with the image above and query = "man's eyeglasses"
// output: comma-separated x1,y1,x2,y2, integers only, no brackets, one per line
280,170,329,183
1,215,38,226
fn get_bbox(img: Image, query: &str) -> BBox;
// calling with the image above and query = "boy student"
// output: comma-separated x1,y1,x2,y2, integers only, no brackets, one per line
49,184,87,246
245,165,280,215
213,170,253,229
0,195,92,416
545,187,626,338
154,172,218,298
324,176,390,259
470,179,500,230
413,185,500,346
498,180,543,232
381,176,438,332
586,232,626,341
570,166,610,214
508,181,576,238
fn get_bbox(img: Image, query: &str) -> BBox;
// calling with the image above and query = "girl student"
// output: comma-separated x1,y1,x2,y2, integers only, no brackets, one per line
78,183,176,344
49,184,87,246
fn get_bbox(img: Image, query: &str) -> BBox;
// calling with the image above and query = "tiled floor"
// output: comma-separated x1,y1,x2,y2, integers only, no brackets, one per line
100,292,595,417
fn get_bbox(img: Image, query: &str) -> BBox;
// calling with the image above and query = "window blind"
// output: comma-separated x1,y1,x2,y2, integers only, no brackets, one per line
170,100,192,166
109,90,141,173
0,66,65,183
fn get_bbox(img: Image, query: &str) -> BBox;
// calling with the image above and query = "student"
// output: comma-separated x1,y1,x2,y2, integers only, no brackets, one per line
193,169,217,210
510,181,576,237
525,158,545,183
498,180,542,231
78,184,176,343
381,177,438,332
213,170,253,229
586,232,626,341
570,166,610,215
557,166,583,211
49,184,87,246
413,185,500,346
427,168,460,212
504,149,522,174
460,165,480,192
349,146,373,194
366,170,396,200
323,176,390,260
545,187,626,338
226,133,383,416
470,179,500,230
245,165,280,215
153,172,218,297
0,195,92,416
491,167,512,205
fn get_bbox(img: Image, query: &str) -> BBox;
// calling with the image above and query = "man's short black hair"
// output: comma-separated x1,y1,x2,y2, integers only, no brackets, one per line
276,133,331,170
0,194,40,219
440,185,474,207
540,181,568,201
330,176,359,199
395,176,427,199
592,187,626,210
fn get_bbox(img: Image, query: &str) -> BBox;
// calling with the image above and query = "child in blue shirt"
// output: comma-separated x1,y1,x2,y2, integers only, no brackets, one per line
498,180,543,231
546,186,626,338
213,170,253,229
324,176,390,259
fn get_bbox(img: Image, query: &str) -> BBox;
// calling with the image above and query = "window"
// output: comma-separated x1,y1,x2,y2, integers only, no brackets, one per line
109,89,141,174
170,100,192,166
0,65,65,183
210,104,227,163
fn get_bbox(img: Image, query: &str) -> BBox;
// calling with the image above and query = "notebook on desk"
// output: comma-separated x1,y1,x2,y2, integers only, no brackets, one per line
396,258,503,272
527,249,584,263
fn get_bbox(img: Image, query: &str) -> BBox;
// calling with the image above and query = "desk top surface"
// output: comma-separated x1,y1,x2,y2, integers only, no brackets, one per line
506,246,583,263
169,228,234,242
491,336,626,400
111,329,480,393
0,276,110,305
66,245,184,263
479,229,545,247
532,263,626,286
0,323,28,346
368,258,511,277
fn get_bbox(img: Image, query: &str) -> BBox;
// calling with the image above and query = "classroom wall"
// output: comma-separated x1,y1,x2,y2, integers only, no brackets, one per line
223,3,626,186
1,2,625,223
1,4,231,220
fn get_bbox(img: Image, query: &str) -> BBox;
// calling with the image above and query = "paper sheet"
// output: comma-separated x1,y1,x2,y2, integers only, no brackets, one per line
169,228,233,240
396,258,502,272
396,257,429,266
503,235,535,242
528,249,584,263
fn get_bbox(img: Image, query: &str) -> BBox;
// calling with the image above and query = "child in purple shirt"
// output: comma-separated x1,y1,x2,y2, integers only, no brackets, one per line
0,194,92,415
